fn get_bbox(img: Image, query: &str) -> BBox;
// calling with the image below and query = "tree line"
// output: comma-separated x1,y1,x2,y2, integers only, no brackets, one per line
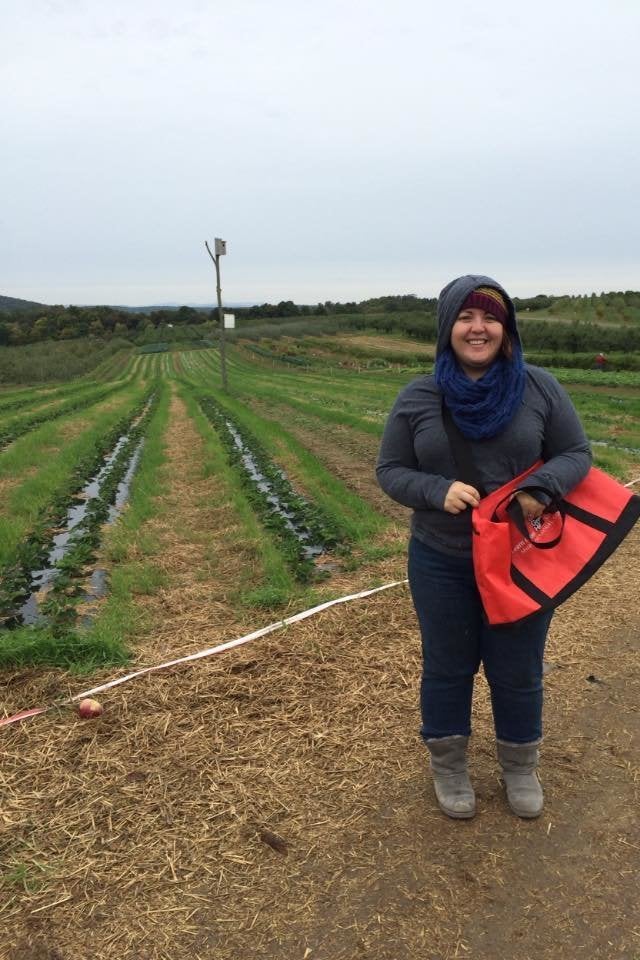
1,290,639,349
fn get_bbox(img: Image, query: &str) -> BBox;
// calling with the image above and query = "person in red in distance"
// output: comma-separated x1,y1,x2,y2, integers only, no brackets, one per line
594,352,608,371
377,275,591,820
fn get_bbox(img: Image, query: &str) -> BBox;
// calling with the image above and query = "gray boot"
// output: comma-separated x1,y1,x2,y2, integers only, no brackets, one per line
497,739,544,818
426,735,476,819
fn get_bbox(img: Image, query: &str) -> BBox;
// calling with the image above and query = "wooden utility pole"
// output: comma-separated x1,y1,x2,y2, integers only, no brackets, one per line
205,238,228,391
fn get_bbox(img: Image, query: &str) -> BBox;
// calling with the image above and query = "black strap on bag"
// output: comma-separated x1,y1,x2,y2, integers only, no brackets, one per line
441,400,487,497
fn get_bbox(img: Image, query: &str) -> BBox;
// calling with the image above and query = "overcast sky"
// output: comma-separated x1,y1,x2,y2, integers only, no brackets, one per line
3,0,639,306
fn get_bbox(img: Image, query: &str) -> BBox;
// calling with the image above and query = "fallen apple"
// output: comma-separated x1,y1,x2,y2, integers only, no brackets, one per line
77,698,103,719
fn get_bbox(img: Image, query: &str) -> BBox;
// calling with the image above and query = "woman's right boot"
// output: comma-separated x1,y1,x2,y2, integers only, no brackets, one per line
426,735,476,819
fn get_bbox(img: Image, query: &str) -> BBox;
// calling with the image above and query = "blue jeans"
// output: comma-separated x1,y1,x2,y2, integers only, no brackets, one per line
408,537,553,744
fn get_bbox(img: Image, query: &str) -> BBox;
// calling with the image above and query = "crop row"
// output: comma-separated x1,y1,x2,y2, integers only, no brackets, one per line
193,346,393,419
243,343,312,367
0,385,61,416
0,381,127,451
90,348,136,382
194,343,640,481
195,392,346,581
0,387,157,625
35,395,158,633
547,367,640,388
248,337,640,374
0,375,135,421
253,336,434,370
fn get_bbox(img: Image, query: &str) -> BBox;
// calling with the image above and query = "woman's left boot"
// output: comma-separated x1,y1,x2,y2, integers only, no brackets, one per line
497,739,543,818
426,735,476,819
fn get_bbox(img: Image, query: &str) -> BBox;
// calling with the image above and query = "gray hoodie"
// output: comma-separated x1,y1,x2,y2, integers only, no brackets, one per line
376,275,592,556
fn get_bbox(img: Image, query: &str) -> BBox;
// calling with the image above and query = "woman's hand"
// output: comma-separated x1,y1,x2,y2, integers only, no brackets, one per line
513,490,546,520
444,481,481,514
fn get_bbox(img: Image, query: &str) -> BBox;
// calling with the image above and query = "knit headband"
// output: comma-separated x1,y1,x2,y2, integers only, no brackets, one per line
460,286,508,325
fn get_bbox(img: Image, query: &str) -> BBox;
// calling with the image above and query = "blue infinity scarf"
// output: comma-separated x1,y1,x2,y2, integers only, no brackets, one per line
435,346,526,440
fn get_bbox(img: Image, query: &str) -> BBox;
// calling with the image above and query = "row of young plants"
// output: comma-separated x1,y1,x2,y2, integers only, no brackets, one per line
200,346,398,432
89,347,135,382
0,386,171,669
0,374,132,420
237,339,640,415
286,336,433,367
0,380,128,451
32,394,159,634
186,343,640,474
0,386,67,418
243,343,312,367
241,335,640,377
198,342,640,482
197,339,389,399
200,341,640,437
547,367,640,388
0,387,157,628
526,351,640,372
194,391,347,582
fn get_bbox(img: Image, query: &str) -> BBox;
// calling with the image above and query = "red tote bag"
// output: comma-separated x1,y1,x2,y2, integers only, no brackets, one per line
472,461,640,626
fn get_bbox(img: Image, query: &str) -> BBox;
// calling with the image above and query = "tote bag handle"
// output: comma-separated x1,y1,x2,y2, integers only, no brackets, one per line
494,486,566,550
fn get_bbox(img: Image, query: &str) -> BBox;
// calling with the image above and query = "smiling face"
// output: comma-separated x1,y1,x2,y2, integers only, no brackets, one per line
450,306,505,379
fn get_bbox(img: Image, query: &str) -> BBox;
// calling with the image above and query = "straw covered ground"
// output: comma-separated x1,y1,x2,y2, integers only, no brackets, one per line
1,392,639,960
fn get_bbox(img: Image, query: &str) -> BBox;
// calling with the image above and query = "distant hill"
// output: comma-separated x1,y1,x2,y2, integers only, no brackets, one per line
114,303,213,313
0,294,46,314
113,302,256,313
0,297,256,317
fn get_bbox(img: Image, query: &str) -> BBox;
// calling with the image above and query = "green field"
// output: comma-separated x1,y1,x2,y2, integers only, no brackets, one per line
0,333,638,670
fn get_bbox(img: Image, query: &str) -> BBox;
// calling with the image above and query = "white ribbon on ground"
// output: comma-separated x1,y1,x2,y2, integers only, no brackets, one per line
3,475,638,730
0,579,409,729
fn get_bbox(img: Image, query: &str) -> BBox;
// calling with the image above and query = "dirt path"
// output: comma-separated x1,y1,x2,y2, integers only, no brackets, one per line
1,392,639,959
117,389,261,664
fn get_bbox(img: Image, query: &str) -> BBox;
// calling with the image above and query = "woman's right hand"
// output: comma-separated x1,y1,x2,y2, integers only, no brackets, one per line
443,481,481,514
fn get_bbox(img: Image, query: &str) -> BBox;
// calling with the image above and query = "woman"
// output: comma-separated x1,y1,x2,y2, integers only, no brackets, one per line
376,274,591,820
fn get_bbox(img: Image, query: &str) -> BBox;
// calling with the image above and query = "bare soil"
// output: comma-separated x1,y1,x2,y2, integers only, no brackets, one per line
334,334,436,356
1,392,639,960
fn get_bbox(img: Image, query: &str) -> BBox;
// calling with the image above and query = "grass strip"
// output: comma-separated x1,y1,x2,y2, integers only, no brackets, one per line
0,377,132,421
549,367,640,388
90,348,134,382
0,382,126,451
193,348,395,432
0,387,60,416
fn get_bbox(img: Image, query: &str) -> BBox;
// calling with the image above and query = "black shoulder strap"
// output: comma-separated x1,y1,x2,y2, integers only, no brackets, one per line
441,400,487,497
